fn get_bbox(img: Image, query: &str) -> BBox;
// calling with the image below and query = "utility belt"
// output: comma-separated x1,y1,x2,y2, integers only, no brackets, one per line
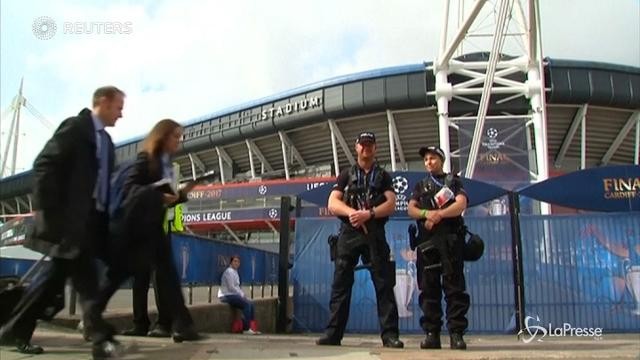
327,221,383,262
409,222,465,275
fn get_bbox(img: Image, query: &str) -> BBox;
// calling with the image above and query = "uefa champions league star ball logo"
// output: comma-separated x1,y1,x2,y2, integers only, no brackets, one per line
487,127,499,139
392,176,409,195
258,184,268,195
268,208,278,219
32,16,57,40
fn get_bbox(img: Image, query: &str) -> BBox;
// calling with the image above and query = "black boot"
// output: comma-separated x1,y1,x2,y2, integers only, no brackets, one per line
316,335,341,346
420,332,441,349
450,332,467,350
382,337,404,348
121,327,148,336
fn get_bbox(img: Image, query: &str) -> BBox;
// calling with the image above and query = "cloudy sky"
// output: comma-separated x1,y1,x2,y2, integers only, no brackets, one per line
1,0,638,175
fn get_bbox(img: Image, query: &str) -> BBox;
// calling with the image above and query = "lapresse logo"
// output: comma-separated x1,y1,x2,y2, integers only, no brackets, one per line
517,316,603,343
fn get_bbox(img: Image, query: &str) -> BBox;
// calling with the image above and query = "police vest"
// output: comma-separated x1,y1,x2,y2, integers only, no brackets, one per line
340,164,388,224
163,203,185,234
415,173,464,234
416,173,455,210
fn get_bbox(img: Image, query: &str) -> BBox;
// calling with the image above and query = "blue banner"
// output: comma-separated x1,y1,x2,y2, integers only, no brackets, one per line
169,234,278,285
292,217,516,333
187,178,333,201
299,171,509,212
292,214,640,333
457,118,531,191
519,165,640,212
520,213,640,331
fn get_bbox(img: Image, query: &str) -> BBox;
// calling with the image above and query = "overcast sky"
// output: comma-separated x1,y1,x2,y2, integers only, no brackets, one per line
1,0,638,174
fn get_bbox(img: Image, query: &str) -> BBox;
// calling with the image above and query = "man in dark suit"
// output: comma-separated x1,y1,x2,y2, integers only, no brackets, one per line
6,86,125,358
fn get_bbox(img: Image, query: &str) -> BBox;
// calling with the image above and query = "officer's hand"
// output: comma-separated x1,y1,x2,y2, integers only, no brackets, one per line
163,193,179,205
349,210,370,228
424,219,434,230
426,210,442,224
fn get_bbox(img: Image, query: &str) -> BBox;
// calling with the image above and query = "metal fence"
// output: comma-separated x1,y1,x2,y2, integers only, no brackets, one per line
292,213,640,334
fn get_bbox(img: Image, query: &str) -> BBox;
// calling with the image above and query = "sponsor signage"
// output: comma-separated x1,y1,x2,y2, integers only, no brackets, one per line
520,165,640,212
187,178,333,201
261,96,322,120
301,171,509,211
182,207,335,225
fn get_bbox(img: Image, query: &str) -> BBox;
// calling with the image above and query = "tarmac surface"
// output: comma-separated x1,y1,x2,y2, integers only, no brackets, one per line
1,323,638,360
2,287,638,359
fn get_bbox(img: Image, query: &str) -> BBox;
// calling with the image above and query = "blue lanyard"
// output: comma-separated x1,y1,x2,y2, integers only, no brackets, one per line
356,165,377,190
429,173,444,188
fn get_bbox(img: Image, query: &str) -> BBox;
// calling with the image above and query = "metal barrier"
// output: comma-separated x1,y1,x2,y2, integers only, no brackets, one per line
291,213,640,333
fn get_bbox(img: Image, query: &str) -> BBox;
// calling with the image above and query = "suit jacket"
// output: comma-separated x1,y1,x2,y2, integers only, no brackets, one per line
25,108,114,259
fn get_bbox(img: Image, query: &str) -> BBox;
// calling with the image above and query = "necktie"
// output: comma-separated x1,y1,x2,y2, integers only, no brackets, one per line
97,129,110,210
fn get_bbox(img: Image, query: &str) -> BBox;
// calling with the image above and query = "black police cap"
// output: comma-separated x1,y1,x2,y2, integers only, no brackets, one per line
419,146,446,161
356,131,376,144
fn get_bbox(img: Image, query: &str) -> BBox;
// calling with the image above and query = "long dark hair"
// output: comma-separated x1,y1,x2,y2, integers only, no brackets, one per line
141,119,182,171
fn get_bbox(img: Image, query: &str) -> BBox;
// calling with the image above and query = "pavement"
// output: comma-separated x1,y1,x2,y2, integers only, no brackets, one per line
2,287,638,359
1,323,638,360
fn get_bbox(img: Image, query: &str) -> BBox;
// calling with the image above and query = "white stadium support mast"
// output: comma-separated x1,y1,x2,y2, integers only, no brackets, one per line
1,78,54,179
429,0,549,187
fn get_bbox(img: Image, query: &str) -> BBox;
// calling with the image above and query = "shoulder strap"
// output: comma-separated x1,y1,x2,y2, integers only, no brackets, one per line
445,173,454,188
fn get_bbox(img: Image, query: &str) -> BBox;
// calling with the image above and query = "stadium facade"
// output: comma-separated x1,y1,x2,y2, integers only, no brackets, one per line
0,53,638,243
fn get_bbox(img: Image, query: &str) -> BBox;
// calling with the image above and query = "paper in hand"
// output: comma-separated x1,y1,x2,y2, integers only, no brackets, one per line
193,170,216,184
151,178,172,188
434,186,455,208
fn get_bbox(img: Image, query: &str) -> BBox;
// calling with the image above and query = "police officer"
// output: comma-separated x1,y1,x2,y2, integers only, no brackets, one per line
316,131,403,348
407,145,470,350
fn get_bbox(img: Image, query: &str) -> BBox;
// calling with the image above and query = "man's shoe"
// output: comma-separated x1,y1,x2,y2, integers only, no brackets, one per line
16,342,44,355
382,337,404,348
77,320,93,342
420,332,441,349
92,339,124,359
121,327,148,336
316,335,341,346
147,326,171,338
172,329,201,343
450,332,467,350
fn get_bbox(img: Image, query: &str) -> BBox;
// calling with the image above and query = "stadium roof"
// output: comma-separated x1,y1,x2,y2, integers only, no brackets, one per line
1,54,638,207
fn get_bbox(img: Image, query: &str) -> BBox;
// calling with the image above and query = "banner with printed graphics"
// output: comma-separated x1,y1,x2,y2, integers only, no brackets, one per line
519,165,640,212
456,118,531,191
300,172,509,212
187,177,333,201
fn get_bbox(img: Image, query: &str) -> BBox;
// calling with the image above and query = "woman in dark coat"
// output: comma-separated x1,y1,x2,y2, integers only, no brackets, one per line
98,119,199,342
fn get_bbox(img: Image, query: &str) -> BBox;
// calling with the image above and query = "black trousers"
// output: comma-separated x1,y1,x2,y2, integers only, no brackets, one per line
131,268,170,331
324,225,399,341
151,232,193,331
416,233,470,334
11,255,115,346
96,229,192,333
95,263,171,332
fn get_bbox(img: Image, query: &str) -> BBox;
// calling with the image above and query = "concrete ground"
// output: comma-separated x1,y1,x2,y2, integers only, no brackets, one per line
2,287,638,359
1,323,638,360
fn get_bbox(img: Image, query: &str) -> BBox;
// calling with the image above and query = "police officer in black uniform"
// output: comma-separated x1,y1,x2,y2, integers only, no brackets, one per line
316,131,404,348
407,145,470,350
